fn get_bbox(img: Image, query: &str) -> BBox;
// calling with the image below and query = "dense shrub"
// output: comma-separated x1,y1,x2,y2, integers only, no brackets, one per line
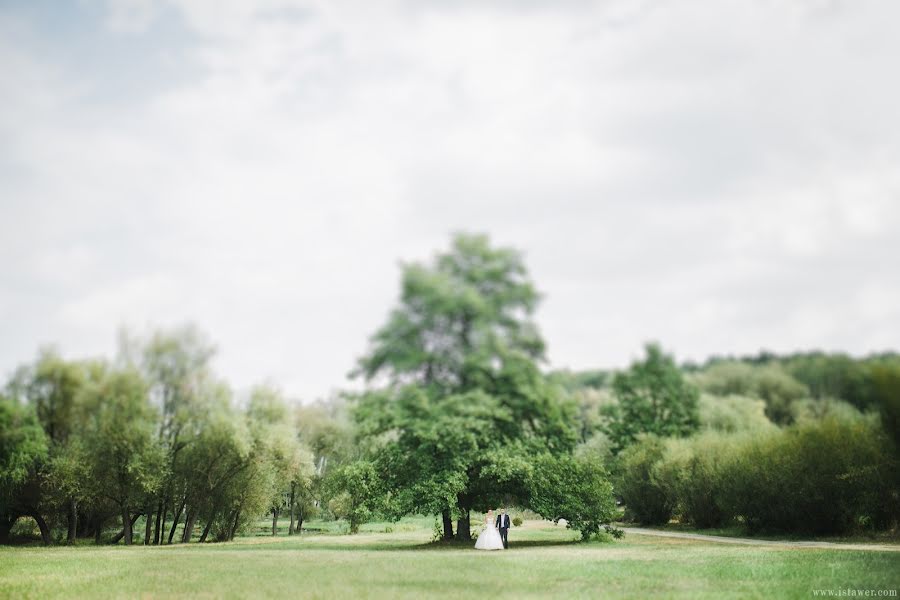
698,394,775,433
790,397,861,424
616,412,899,534
616,436,672,525
719,415,899,534
655,432,740,528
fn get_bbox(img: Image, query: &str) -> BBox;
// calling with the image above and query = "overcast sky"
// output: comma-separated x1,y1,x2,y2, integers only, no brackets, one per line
1,0,898,401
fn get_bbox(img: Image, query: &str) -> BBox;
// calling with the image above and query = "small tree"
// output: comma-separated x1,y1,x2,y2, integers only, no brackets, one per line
527,453,617,540
325,460,381,534
607,344,699,452
0,396,49,544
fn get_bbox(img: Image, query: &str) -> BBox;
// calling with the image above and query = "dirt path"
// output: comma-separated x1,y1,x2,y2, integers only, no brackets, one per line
621,527,900,552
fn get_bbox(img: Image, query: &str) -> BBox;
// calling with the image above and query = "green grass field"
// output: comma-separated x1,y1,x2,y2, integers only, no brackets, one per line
1,518,898,599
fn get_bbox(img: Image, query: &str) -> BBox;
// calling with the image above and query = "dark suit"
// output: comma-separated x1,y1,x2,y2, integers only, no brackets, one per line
495,514,511,548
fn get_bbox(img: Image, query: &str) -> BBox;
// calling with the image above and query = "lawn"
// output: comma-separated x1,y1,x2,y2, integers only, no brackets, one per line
1,518,898,599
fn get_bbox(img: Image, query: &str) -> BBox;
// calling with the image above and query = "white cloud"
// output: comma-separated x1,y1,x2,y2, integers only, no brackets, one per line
1,0,899,398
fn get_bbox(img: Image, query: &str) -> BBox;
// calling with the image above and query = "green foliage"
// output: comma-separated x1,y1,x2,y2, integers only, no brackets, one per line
697,394,775,433
0,397,48,492
718,415,900,534
354,234,578,534
324,460,382,534
870,363,900,451
786,353,876,410
607,344,700,452
355,232,543,392
6,349,86,445
790,397,862,424
527,453,617,540
618,412,900,534
512,516,523,527
547,369,610,392
77,368,165,508
616,435,672,525
0,397,49,535
653,432,739,528
294,398,354,478
694,362,808,425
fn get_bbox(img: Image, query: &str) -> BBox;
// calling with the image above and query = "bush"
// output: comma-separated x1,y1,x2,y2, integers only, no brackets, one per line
719,415,899,534
616,436,672,525
654,432,740,528
698,394,775,433
695,362,808,425
791,397,861,424
512,516,523,527
528,453,617,540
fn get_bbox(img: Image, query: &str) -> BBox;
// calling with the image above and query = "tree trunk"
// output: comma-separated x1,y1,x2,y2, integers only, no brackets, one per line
168,497,186,544
229,507,242,541
66,498,78,545
153,501,163,545
198,513,215,543
121,504,132,545
30,510,52,546
181,508,197,543
296,516,303,535
94,514,104,544
288,483,296,535
455,509,470,542
77,509,91,538
0,514,17,544
110,512,141,544
159,500,168,545
143,504,153,545
272,507,279,536
442,509,454,540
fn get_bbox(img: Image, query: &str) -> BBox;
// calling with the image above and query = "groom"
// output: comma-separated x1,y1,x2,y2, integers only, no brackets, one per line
495,508,511,549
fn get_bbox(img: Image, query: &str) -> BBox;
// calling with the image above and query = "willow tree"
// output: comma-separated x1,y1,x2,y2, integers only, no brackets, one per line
0,395,49,544
78,367,164,545
121,326,216,544
355,233,576,539
4,350,89,544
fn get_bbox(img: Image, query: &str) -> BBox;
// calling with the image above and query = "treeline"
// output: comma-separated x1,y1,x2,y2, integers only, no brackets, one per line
558,345,900,535
3,233,899,544
619,416,898,533
0,328,356,545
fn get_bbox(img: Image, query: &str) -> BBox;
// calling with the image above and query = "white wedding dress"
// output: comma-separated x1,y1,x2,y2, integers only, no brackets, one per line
474,517,505,550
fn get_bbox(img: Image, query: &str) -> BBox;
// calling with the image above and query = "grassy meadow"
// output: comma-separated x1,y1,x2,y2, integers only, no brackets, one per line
1,518,898,599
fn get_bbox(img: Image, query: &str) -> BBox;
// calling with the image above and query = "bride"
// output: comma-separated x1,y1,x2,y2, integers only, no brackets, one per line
474,509,505,551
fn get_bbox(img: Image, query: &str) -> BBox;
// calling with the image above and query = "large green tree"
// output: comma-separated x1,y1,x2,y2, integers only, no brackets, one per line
78,367,165,545
122,326,216,544
356,233,544,392
355,234,577,539
3,350,92,545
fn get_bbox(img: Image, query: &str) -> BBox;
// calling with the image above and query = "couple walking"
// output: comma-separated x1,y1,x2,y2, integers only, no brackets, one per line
474,508,511,551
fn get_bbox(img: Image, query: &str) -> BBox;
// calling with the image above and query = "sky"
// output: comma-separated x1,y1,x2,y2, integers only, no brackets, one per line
1,0,898,401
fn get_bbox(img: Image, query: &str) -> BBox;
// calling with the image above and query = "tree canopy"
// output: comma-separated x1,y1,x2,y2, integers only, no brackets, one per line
353,234,605,540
